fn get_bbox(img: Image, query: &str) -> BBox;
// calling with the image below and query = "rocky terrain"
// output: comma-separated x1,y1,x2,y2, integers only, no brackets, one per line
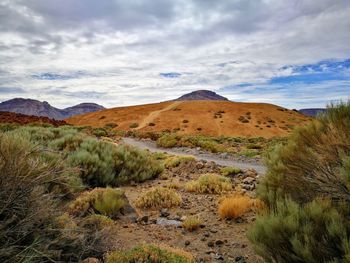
0,98,105,120
115,152,263,263
0,111,67,126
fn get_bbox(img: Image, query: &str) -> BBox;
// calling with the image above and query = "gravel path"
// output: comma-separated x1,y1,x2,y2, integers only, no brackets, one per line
122,137,266,174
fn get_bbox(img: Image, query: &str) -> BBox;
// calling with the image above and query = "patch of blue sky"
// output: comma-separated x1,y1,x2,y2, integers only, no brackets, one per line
32,71,88,80
159,72,181,78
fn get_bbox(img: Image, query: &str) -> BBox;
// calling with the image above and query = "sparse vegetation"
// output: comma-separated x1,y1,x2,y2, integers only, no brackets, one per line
106,244,195,263
185,174,232,194
136,187,182,208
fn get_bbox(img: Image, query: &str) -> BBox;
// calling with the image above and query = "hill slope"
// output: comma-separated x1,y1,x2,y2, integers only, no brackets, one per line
66,100,311,138
0,111,66,126
0,98,104,120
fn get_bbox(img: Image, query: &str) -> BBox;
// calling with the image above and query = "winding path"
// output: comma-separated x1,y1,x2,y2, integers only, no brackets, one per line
122,137,266,174
136,101,183,130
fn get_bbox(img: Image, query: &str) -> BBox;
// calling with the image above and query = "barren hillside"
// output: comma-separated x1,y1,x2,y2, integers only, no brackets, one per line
66,100,310,138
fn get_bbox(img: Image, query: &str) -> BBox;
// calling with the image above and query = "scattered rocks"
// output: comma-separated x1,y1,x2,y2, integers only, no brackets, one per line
185,240,191,246
215,240,224,246
207,241,215,247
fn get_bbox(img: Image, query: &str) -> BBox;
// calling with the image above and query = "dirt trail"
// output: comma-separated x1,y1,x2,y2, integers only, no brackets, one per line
122,137,266,174
136,101,183,130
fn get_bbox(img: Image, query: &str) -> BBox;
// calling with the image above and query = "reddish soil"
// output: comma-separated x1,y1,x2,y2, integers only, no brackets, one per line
0,111,67,126
66,100,311,138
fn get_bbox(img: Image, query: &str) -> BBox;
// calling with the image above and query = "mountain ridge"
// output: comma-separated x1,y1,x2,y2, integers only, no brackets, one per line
0,98,105,120
175,90,228,101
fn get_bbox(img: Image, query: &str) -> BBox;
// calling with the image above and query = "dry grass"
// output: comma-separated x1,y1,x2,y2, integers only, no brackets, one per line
218,194,266,219
185,174,232,194
106,243,195,263
135,187,182,209
182,216,202,232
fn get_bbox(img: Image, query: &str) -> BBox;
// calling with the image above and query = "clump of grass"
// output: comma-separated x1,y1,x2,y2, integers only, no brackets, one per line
182,119,189,123
104,122,118,129
82,214,115,230
68,188,125,218
106,244,195,263
129,123,139,128
135,187,182,209
220,166,242,176
185,174,232,194
157,133,179,148
182,216,201,232
218,195,253,219
165,180,182,189
164,155,195,168
148,122,156,126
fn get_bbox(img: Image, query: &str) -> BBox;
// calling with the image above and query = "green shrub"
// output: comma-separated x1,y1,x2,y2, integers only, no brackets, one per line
248,199,350,263
92,127,108,137
185,174,232,194
106,244,195,263
250,102,350,262
105,122,118,129
220,166,242,176
157,133,179,148
68,139,118,186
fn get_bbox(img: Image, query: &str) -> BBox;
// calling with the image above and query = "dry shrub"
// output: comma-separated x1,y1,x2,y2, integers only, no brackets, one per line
182,216,202,232
218,194,266,219
106,244,195,263
135,187,182,208
185,174,232,194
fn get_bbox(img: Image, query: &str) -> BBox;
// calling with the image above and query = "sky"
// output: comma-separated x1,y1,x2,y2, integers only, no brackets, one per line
0,0,349,109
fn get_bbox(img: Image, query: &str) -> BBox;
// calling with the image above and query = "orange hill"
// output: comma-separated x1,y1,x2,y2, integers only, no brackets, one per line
66,100,311,138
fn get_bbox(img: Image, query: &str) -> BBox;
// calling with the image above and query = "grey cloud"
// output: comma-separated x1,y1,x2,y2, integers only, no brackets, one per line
0,87,26,94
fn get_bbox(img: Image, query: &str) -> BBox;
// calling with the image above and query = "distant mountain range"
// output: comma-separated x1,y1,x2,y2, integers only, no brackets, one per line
298,108,327,117
175,90,228,101
0,98,105,120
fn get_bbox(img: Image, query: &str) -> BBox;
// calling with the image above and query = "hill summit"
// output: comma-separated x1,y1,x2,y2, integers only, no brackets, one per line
175,90,228,101
0,98,104,120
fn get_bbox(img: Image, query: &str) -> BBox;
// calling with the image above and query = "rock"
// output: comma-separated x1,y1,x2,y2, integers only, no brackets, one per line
214,253,224,261
83,258,100,263
160,208,170,218
215,240,224,246
129,216,137,223
201,237,207,241
185,240,190,246
235,256,247,263
139,215,149,223
180,215,187,221
196,162,205,169
204,232,210,237
210,229,218,234
207,241,214,247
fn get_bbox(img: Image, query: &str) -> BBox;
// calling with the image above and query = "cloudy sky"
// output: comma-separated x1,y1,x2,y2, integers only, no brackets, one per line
0,0,349,109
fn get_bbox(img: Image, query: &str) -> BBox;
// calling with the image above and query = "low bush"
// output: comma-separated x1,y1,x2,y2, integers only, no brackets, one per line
104,122,118,129
135,187,182,208
218,195,253,219
157,133,179,148
92,127,108,137
182,216,202,231
106,244,195,263
68,188,126,218
148,122,156,126
129,123,139,128
164,155,195,168
220,166,242,176
185,174,232,194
